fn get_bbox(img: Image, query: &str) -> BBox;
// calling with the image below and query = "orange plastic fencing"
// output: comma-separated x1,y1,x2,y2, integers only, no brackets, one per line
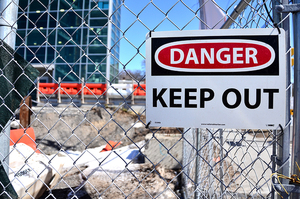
38,83,146,96
10,127,39,152
84,83,107,95
38,83,58,95
60,83,82,95
133,84,146,96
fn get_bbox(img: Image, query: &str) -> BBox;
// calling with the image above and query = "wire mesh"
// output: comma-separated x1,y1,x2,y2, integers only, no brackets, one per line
0,0,293,198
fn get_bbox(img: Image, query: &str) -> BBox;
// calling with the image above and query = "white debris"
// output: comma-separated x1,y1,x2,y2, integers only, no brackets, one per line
9,143,62,199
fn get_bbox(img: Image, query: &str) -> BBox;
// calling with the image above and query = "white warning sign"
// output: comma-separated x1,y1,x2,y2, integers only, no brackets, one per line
146,29,286,129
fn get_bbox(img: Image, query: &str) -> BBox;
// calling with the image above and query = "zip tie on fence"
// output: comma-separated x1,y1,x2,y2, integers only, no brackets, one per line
263,0,281,34
145,121,151,129
279,124,284,133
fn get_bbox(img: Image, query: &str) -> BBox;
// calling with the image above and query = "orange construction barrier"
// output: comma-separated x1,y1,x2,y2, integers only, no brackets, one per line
133,84,146,96
39,83,58,95
101,141,121,152
10,127,39,152
60,83,82,95
84,83,106,95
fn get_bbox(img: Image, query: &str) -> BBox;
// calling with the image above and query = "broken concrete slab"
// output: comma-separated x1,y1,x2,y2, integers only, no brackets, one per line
144,133,182,169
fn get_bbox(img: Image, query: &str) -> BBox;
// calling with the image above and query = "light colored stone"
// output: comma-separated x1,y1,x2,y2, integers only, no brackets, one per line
144,133,182,169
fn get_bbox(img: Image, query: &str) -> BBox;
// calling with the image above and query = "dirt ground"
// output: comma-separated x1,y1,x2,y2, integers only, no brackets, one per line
28,105,183,199
31,106,149,154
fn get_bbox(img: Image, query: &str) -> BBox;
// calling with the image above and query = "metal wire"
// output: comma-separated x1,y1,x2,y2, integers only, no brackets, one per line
0,0,293,198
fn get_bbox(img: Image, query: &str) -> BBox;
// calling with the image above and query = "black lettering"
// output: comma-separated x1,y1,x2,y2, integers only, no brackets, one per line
185,88,197,108
170,88,182,107
244,89,261,109
263,89,279,109
153,88,167,107
222,88,241,109
200,88,214,108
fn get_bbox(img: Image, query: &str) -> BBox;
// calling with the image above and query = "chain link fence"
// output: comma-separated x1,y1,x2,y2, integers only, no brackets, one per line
0,0,293,198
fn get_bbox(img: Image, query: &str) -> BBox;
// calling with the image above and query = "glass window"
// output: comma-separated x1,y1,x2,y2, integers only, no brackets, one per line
35,46,46,63
19,0,28,10
68,29,82,44
48,12,57,27
99,63,106,71
88,55,106,64
60,0,84,10
112,15,116,23
90,10,108,18
28,13,45,28
84,0,89,9
87,72,105,83
57,46,82,63
97,27,107,35
26,47,45,63
57,29,71,45
46,47,55,63
16,30,25,46
98,2,109,9
50,0,58,10
88,65,96,72
59,0,83,10
59,11,83,28
91,63,106,72
90,19,107,26
16,47,25,58
89,27,108,36
81,65,86,79
17,15,27,29
89,37,107,45
48,30,56,45
36,14,48,28
90,1,97,8
84,11,89,21
29,0,48,12
27,30,47,46
55,64,80,82
88,46,107,54
56,28,82,45
82,28,88,45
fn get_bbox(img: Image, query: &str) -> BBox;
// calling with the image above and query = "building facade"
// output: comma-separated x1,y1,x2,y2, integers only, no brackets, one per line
16,0,121,83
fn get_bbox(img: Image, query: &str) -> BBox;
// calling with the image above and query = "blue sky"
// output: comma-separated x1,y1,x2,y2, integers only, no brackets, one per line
119,0,236,71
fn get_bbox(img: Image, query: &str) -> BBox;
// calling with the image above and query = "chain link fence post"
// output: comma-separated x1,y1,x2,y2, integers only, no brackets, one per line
292,0,300,198
0,0,19,174
281,0,291,187
272,0,291,192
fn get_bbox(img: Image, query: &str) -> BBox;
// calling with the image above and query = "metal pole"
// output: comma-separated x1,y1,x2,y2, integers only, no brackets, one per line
81,77,85,104
291,0,300,198
271,1,291,198
221,0,252,29
0,0,19,174
209,131,213,199
281,0,291,186
131,79,135,105
37,79,40,103
0,0,18,47
194,128,200,199
273,0,291,189
58,77,61,103
219,129,224,197
199,0,206,29
272,129,277,199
